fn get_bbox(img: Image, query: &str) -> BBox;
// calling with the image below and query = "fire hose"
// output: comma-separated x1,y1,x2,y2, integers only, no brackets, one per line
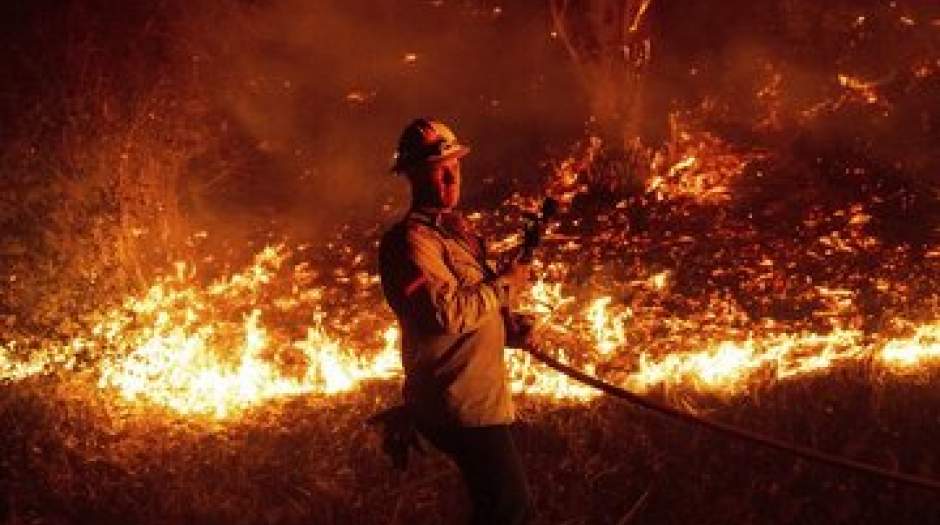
519,342,940,494
512,197,940,494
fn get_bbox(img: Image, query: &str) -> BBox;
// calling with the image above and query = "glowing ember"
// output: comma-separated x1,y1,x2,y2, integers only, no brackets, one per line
836,73,892,111
648,271,669,291
645,126,767,204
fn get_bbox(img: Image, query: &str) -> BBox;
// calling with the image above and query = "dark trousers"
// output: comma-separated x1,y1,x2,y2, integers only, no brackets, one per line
418,423,532,525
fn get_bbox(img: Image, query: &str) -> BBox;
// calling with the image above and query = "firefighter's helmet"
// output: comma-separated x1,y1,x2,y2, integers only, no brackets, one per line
391,118,470,173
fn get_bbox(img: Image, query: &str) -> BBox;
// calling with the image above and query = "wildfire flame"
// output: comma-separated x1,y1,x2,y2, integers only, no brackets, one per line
587,297,629,355
879,323,940,371
0,242,937,418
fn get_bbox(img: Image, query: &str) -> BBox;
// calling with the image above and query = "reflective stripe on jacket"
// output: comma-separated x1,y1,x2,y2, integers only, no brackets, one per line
379,207,514,427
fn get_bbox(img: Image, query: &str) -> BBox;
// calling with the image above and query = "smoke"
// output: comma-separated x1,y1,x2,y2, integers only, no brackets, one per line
175,0,587,241
2,0,935,270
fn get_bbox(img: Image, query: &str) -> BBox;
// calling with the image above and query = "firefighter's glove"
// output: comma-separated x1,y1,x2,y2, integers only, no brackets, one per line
504,311,536,349
366,405,425,470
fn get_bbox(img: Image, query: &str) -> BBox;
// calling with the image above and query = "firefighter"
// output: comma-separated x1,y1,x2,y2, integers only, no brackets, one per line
377,118,532,524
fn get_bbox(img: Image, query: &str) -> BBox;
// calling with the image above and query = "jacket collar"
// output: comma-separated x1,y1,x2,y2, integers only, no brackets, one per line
408,205,454,228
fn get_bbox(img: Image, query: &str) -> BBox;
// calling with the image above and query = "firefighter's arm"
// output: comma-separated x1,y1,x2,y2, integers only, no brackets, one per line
402,230,513,334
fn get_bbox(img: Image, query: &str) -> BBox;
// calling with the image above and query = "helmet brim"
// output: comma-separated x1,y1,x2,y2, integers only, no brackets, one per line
391,144,470,174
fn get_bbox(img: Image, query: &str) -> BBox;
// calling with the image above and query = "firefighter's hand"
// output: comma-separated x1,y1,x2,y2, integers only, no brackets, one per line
504,311,536,349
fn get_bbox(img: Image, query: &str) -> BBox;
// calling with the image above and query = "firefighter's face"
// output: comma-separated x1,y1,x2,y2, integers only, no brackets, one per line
410,157,461,209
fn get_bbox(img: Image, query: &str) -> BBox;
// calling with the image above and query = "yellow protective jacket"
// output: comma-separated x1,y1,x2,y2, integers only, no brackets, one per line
379,207,515,427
